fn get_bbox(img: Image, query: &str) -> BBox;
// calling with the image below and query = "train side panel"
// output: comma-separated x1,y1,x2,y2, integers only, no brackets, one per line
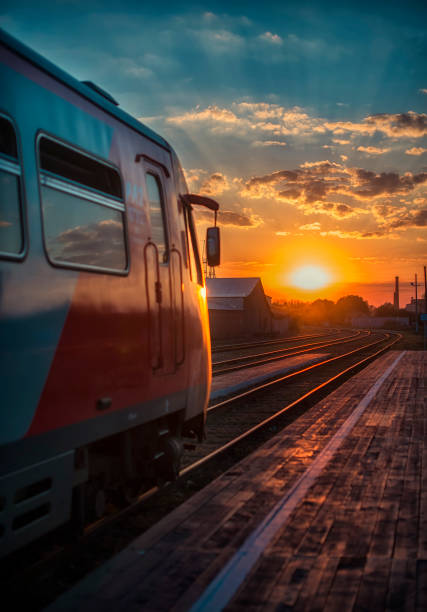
0,33,211,556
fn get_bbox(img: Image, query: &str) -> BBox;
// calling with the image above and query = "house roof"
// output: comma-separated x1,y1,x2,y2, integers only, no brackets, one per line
206,277,260,298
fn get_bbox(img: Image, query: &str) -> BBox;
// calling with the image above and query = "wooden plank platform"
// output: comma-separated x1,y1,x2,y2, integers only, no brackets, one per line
49,351,426,611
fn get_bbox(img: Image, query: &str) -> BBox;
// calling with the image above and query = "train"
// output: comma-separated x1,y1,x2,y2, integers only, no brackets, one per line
0,28,221,558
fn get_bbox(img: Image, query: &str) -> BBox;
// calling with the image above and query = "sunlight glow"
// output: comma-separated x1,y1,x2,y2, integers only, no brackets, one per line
289,265,332,290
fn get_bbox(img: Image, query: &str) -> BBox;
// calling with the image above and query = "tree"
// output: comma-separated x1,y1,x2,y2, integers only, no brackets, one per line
305,299,335,325
333,295,370,323
375,302,396,317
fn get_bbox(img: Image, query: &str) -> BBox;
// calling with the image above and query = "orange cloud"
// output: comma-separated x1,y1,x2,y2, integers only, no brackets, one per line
199,172,230,196
239,161,427,236
405,147,427,156
325,111,427,138
166,102,322,139
319,229,390,239
165,104,427,151
194,207,262,228
251,140,287,147
299,222,321,230
299,201,363,218
242,160,427,204
349,167,427,199
184,168,207,190
167,105,239,126
356,146,391,155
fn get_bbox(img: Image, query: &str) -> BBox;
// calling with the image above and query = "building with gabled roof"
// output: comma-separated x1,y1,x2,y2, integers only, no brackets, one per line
206,277,275,340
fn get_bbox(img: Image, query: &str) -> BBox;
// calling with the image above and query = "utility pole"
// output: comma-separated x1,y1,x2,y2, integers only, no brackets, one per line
424,265,426,314
411,273,422,333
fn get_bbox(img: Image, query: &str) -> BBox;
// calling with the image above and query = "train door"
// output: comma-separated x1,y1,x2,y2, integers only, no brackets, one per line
143,165,183,374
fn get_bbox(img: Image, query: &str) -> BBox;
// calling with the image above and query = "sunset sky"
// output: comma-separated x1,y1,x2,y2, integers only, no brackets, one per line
2,0,426,306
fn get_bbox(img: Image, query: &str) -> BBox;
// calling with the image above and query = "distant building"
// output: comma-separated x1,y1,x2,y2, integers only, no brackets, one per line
206,277,280,340
393,276,399,310
404,298,426,314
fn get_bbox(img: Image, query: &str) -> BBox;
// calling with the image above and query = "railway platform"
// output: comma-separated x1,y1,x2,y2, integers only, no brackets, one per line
49,350,426,611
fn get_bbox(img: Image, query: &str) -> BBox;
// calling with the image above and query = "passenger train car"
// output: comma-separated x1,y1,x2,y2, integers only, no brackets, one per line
0,29,220,557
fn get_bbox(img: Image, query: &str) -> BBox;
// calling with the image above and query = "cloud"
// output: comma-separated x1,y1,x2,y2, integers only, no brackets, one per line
191,28,245,54
371,203,427,231
325,111,427,139
275,231,290,236
199,172,230,196
167,105,239,126
300,201,362,218
50,219,126,268
388,208,427,229
299,222,321,230
184,169,237,196
183,168,208,191
282,33,346,60
251,140,287,147
218,210,260,227
405,147,427,156
239,160,427,233
241,162,347,207
349,168,427,199
356,146,391,155
165,103,427,151
194,207,262,228
319,229,389,239
233,102,285,119
166,102,323,139
220,260,274,274
259,32,283,45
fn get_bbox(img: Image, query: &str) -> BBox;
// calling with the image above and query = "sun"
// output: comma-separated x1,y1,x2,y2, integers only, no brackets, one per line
289,265,332,290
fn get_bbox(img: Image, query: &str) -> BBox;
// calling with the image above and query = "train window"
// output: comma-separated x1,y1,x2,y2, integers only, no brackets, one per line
39,137,122,199
0,117,18,159
146,173,168,263
0,116,24,257
39,137,127,273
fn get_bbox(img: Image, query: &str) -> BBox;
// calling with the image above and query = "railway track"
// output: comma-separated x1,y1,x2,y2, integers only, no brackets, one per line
185,330,401,471
211,329,338,354
212,329,365,375
209,330,383,409
1,330,401,610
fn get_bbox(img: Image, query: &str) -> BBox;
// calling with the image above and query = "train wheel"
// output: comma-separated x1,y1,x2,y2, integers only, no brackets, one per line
157,436,183,484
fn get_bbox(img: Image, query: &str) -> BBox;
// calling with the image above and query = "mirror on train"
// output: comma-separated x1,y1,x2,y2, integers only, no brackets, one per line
206,226,220,267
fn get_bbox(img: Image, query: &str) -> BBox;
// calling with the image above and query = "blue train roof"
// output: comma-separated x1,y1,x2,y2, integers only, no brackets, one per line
0,28,171,152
